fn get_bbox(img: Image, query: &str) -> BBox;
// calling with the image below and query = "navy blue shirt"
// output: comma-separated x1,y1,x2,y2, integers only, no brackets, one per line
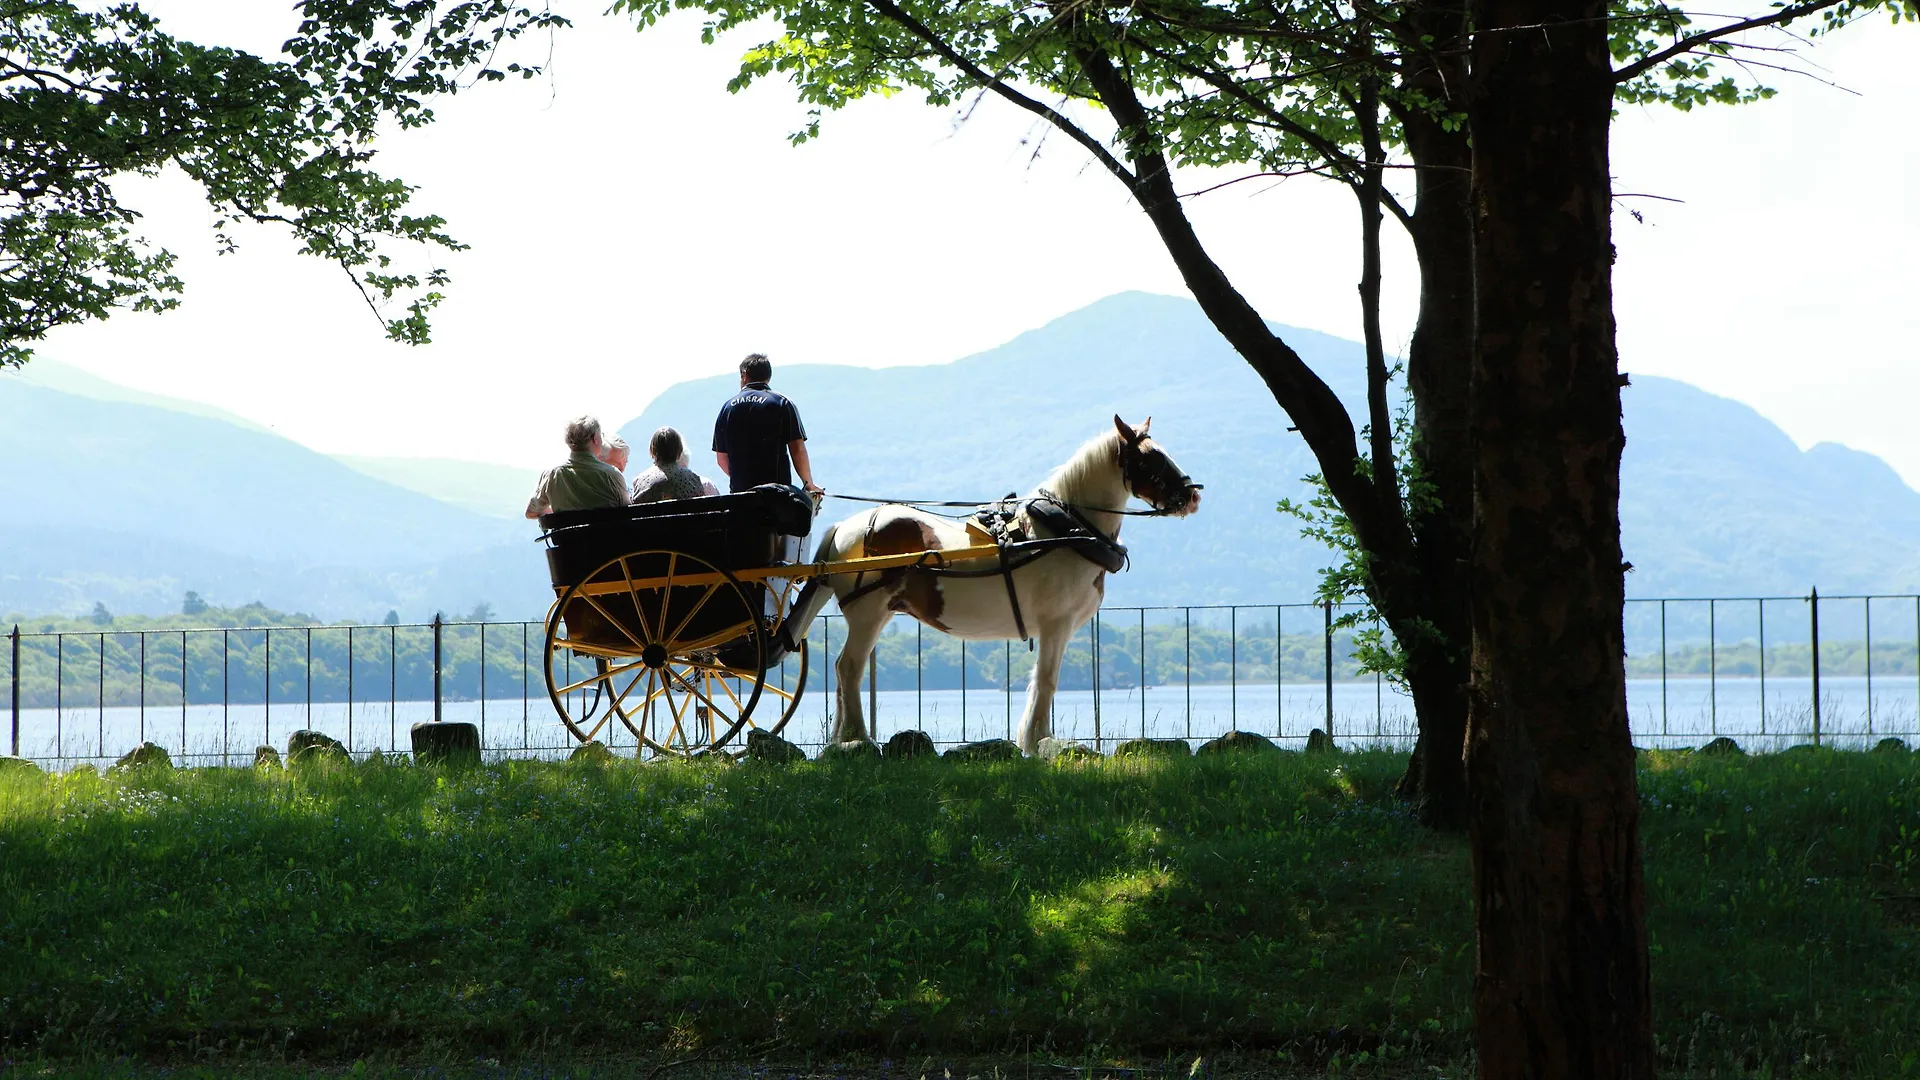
712,383,807,493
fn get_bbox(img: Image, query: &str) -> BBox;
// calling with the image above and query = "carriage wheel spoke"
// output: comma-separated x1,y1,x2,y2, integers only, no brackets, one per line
635,668,662,752
556,657,647,697
618,555,657,643
711,671,748,714
665,581,724,649
656,552,679,646
609,665,648,724
579,591,650,651
661,673,695,751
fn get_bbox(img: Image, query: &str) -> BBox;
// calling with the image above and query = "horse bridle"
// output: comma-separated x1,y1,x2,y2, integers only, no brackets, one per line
1117,432,1202,516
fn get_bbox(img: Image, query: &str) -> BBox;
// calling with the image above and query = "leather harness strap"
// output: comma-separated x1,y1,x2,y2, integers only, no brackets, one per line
996,538,1029,642
830,495,1129,646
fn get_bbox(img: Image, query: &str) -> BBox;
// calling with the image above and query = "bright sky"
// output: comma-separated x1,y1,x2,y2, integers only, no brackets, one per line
30,2,1920,481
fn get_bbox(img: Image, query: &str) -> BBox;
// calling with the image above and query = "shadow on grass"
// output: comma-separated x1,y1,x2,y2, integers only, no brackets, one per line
2,746,1916,1076
0,751,1467,1067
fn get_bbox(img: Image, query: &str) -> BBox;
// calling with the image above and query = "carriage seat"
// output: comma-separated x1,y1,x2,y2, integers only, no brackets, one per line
539,483,815,593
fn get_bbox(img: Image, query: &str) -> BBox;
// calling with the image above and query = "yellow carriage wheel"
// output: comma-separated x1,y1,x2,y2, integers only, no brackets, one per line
544,549,767,755
616,635,809,754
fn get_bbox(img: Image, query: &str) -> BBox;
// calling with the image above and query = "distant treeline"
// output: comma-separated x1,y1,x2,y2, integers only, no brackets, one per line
3,603,1379,709
1625,640,1920,679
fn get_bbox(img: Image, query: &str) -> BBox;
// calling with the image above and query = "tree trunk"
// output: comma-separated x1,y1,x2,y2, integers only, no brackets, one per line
1388,0,1476,832
1463,0,1654,1073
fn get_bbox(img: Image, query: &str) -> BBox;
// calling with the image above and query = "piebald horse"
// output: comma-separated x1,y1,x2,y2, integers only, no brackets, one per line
782,416,1201,753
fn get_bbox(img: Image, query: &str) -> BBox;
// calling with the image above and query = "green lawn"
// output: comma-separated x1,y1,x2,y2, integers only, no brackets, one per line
0,747,1915,1077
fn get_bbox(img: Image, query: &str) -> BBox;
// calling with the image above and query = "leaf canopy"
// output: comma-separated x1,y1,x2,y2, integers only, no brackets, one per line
0,0,568,367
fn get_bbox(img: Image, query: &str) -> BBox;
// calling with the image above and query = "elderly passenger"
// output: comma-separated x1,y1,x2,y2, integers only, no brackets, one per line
629,427,713,504
525,416,631,519
598,436,631,475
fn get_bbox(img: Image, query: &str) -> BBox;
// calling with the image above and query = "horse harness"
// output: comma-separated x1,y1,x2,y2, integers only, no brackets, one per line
838,491,1128,643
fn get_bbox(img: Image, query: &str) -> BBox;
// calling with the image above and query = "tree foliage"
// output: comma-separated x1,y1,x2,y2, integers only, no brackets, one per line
0,0,568,367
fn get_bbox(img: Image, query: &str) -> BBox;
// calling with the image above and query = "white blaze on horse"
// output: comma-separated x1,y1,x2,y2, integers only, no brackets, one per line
781,416,1202,754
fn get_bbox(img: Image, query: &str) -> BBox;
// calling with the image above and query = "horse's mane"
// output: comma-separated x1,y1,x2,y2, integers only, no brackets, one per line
1033,429,1126,506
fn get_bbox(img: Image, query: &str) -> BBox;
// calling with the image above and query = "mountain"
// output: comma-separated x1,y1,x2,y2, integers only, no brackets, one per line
622,292,1920,605
0,376,549,621
8,358,276,434
331,455,539,520
6,291,1916,622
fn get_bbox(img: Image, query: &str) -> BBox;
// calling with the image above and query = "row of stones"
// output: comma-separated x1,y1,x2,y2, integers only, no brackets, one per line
736,726,1340,764
1689,735,1911,756
0,721,486,776
2,729,1908,777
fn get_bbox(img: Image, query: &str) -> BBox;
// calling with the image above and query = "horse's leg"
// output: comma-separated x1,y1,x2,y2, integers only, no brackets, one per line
1017,623,1073,754
830,593,888,744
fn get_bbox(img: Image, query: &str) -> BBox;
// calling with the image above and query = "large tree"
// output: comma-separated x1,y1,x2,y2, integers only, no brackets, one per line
612,0,1914,838
0,0,566,368
611,0,1908,1071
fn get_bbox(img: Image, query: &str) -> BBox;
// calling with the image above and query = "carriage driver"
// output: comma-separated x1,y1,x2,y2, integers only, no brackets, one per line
714,352,820,594
712,353,822,498
524,415,631,519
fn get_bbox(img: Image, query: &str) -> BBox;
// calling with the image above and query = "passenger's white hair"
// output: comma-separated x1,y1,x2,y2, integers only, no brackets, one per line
564,416,602,452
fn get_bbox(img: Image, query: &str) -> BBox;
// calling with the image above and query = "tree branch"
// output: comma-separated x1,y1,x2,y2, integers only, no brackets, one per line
1132,32,1415,228
862,0,1137,188
1612,0,1848,83
1070,30,1403,558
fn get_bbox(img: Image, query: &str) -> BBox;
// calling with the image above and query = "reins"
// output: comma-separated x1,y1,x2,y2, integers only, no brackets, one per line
824,491,1181,518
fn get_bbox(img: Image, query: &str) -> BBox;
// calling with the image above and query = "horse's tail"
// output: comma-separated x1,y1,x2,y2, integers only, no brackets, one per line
776,519,842,651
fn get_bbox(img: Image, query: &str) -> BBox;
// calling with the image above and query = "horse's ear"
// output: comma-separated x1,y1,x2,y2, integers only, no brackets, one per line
1139,416,1152,435
1114,415,1139,444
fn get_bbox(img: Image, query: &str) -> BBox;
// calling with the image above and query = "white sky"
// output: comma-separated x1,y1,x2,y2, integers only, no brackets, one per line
29,3,1920,480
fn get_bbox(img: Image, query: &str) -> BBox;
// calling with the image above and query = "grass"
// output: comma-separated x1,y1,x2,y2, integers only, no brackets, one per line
0,747,1915,1078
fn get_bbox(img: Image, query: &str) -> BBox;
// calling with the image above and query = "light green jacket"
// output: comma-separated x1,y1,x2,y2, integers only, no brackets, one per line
527,450,629,517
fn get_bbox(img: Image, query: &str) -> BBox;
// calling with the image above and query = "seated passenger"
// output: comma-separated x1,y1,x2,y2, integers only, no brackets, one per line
597,435,631,475
681,453,720,497
524,415,631,519
629,427,713,504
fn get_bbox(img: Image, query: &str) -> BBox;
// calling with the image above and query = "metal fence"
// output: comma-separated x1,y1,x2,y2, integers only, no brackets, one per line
5,591,1917,769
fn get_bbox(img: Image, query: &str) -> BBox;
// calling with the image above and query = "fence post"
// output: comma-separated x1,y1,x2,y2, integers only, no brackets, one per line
432,614,444,725
1323,601,1334,736
9,625,18,757
1091,614,1101,752
1808,587,1820,746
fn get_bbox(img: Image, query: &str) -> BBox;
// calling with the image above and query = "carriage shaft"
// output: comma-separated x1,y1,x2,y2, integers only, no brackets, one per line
565,543,1004,597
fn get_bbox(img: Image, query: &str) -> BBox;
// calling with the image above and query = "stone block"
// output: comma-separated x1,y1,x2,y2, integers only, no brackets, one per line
1037,737,1100,762
0,755,44,778
1197,731,1280,756
410,721,481,767
745,729,806,764
882,730,937,760
1114,737,1192,759
822,739,881,762
111,742,172,772
288,729,349,766
943,738,1023,763
570,740,615,764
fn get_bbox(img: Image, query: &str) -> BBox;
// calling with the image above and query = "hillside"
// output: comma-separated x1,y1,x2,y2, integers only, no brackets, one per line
6,291,1919,621
0,377,547,621
624,292,1920,606
331,455,539,520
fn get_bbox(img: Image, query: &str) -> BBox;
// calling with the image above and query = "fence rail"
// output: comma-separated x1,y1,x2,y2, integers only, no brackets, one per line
5,591,1917,768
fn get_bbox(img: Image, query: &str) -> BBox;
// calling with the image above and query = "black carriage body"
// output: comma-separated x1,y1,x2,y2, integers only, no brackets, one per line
539,485,813,655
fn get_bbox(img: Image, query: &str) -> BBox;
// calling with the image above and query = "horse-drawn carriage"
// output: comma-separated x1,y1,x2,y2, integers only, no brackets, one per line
536,417,1201,758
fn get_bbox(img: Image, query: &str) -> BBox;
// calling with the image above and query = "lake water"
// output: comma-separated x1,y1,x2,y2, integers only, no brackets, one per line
9,673,1913,768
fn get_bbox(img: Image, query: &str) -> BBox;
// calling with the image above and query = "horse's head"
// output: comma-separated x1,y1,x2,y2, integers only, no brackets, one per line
1114,415,1202,517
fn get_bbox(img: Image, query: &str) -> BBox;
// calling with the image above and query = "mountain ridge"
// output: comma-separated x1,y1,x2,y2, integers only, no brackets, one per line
6,291,1916,620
